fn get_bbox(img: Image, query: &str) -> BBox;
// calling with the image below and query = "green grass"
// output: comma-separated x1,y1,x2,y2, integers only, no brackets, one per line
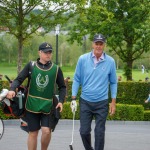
0,66,17,80
116,69,150,82
0,65,149,82
61,66,75,79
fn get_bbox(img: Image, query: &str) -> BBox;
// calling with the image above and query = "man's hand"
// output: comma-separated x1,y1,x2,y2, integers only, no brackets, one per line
109,99,116,116
70,100,77,112
56,102,63,112
6,91,16,99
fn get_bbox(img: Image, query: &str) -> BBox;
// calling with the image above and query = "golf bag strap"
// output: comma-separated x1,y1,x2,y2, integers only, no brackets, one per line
27,61,35,88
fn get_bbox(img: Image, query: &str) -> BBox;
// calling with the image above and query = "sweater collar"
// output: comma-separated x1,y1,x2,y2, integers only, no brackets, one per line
91,51,105,60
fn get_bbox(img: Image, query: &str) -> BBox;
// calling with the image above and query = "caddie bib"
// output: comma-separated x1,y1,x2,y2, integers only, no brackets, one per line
26,63,58,114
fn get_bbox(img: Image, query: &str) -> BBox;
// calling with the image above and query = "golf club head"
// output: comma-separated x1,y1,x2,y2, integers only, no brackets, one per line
69,144,73,150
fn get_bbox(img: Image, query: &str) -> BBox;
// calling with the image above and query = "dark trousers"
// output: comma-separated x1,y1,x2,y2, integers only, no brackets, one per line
79,97,108,150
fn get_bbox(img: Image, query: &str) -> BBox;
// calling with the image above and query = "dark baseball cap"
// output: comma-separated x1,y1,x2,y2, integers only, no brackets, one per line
39,42,52,52
93,34,106,43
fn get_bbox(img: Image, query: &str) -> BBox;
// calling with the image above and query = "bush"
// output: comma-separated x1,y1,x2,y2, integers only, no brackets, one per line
61,103,144,121
0,80,149,121
61,101,80,119
144,110,150,121
117,82,149,105
1,79,150,108
0,102,145,121
0,80,9,91
65,81,150,110
107,104,144,121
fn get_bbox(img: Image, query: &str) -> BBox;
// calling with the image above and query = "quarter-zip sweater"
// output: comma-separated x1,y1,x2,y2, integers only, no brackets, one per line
72,52,117,102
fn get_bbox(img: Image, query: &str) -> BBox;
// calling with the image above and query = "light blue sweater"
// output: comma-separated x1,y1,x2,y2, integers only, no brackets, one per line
72,52,117,102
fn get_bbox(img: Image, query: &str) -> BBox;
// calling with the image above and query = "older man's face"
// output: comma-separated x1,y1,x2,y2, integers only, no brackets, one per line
92,41,105,58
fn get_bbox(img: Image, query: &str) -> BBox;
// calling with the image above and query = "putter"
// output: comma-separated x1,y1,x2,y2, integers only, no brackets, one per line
69,108,76,150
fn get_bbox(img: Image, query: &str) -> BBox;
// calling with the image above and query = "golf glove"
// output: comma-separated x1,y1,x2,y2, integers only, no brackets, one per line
0,89,9,101
70,100,77,112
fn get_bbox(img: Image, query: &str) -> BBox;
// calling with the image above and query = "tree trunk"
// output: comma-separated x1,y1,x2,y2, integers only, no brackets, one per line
125,61,133,81
17,0,23,74
17,38,23,74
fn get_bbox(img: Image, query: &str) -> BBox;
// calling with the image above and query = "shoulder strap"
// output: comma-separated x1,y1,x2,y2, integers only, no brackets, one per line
27,61,35,88
54,65,59,95
29,61,35,75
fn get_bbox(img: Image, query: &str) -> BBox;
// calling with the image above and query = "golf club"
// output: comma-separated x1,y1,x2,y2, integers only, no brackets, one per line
69,108,76,150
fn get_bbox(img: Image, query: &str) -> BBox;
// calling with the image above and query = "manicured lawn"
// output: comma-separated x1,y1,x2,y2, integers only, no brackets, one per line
0,66,18,80
116,69,149,82
0,65,149,82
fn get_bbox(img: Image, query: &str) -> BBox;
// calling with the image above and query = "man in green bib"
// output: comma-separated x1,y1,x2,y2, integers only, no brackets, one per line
7,42,66,150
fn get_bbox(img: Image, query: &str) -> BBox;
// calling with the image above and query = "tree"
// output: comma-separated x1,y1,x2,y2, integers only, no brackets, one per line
0,0,77,73
68,0,150,80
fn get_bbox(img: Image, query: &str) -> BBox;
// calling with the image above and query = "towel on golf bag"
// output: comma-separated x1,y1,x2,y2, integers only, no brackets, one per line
20,95,61,133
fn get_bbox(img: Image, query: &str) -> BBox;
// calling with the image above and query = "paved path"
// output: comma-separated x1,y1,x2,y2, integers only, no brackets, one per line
1,120,150,150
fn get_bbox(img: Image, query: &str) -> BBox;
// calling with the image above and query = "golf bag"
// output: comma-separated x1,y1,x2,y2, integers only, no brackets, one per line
0,75,28,118
1,61,34,118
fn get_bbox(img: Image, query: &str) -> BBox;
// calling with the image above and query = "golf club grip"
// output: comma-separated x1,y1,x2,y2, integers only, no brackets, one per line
69,145,73,150
4,75,12,83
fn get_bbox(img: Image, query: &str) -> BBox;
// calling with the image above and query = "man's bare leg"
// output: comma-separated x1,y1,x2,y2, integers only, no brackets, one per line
28,130,39,150
41,127,51,150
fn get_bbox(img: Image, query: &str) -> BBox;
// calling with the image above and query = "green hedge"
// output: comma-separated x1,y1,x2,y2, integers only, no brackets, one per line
144,110,150,121
0,80,10,90
1,80,150,107
117,82,150,108
61,102,144,121
0,80,150,121
65,81,150,109
61,102,80,119
0,102,145,121
62,103,145,121
107,104,144,121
